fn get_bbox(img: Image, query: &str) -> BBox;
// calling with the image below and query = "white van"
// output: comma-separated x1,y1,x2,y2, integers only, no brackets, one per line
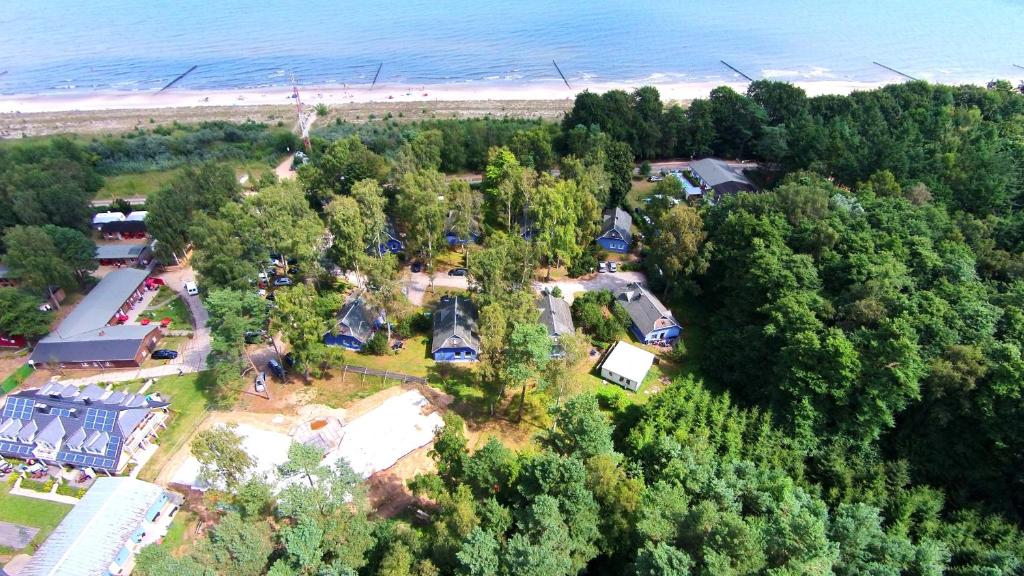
184,281,199,296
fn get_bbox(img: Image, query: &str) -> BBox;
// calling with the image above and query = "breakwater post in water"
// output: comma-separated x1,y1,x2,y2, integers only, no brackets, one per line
552,60,572,89
1014,64,1024,71
158,65,198,92
370,63,383,89
720,60,754,82
872,61,917,81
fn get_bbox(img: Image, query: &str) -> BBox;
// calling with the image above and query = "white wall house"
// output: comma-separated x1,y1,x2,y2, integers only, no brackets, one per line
599,340,655,392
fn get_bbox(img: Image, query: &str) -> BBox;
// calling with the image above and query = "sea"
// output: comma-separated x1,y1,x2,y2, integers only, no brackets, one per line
1,0,1022,95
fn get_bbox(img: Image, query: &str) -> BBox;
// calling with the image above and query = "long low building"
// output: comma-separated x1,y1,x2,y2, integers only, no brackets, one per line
13,477,179,576
94,243,151,267
30,268,161,369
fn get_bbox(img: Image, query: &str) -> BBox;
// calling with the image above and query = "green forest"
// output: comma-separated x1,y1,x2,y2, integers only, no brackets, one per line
2,79,1024,574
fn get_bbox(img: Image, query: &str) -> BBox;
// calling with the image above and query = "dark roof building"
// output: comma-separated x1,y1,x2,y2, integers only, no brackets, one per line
596,207,633,253
615,282,681,344
537,292,574,358
324,294,378,350
29,268,160,368
689,158,756,197
432,296,480,361
0,381,169,473
95,242,150,266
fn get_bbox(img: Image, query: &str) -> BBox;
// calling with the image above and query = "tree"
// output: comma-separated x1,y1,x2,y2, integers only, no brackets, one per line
246,181,325,277
271,284,344,380
649,205,709,296
190,204,262,291
198,511,273,576
532,179,580,279
191,423,254,490
447,179,483,262
324,195,366,273
484,147,526,231
146,163,240,262
135,546,212,576
544,394,614,460
299,135,388,205
396,170,447,268
633,542,693,576
0,288,52,339
504,322,552,422
2,226,75,306
41,225,96,281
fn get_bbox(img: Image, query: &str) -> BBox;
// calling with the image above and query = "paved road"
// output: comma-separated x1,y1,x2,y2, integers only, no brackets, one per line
534,270,647,304
91,196,147,207
404,270,469,305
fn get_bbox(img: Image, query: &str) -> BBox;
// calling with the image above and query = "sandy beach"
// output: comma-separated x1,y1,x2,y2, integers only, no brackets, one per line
0,78,915,138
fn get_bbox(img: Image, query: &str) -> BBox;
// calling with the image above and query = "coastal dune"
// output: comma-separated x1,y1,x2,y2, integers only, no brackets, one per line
0,79,903,138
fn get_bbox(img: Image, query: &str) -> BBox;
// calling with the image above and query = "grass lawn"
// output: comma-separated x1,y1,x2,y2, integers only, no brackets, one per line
141,287,191,328
137,372,213,483
95,169,181,201
312,334,436,407
1,365,32,395
158,510,195,557
625,179,657,210
0,482,72,554
234,160,276,183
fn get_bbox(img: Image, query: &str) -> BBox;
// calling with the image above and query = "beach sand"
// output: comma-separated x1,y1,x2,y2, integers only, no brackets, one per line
0,79,904,138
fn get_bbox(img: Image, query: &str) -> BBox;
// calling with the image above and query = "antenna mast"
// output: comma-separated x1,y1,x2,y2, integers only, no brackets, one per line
292,77,313,153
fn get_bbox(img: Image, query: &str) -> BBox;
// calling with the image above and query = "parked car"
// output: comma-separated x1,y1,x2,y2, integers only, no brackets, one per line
184,281,199,296
273,277,293,287
255,371,267,393
647,175,663,182
609,261,618,273
283,352,296,368
410,261,423,273
151,349,178,360
448,267,468,277
267,359,286,380
598,261,608,273
0,458,12,474
244,331,263,344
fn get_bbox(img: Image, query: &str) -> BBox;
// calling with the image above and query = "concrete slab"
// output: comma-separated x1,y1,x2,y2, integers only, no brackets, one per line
0,521,39,550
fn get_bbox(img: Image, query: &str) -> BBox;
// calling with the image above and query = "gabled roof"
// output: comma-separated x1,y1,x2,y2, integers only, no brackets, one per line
91,212,125,226
537,292,574,338
124,211,148,222
21,477,165,576
615,282,678,336
100,220,147,235
599,207,633,245
0,385,169,471
94,243,147,261
601,340,655,384
690,158,756,195
431,296,480,353
46,268,149,338
336,294,376,344
31,325,159,364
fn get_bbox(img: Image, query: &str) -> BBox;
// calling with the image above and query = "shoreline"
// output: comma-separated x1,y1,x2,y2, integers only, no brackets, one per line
0,78,915,115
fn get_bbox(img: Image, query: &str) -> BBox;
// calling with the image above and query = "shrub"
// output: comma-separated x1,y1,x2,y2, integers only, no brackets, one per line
551,286,563,298
595,386,629,412
363,331,390,356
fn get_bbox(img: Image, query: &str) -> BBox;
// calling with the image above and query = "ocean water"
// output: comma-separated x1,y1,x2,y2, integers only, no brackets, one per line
1,0,1022,95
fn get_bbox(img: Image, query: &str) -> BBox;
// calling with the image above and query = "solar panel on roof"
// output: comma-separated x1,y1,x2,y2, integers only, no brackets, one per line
0,442,32,456
2,397,35,421
84,408,116,432
48,407,74,417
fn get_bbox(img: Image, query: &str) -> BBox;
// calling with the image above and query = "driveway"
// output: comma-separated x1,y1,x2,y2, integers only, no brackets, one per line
534,270,647,304
404,271,469,306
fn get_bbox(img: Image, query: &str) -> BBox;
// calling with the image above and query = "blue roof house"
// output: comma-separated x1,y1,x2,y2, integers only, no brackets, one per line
324,295,378,350
431,296,480,362
445,210,482,246
615,283,681,344
596,207,633,253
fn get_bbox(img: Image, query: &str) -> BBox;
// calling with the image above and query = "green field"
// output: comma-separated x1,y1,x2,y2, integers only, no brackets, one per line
1,365,33,395
137,372,213,482
0,482,72,554
95,169,181,201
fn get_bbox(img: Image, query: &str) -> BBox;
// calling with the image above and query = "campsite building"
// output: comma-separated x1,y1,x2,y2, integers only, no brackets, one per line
689,158,756,198
14,477,179,576
0,381,170,473
537,291,575,358
614,282,681,344
324,294,377,350
367,221,404,256
95,242,151,268
431,295,480,362
599,340,655,392
596,207,633,253
29,268,161,369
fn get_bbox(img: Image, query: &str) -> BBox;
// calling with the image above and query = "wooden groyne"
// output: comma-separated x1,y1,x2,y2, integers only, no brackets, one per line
1014,64,1024,72
872,61,917,81
158,65,198,92
552,60,572,89
370,63,383,89
720,60,754,82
